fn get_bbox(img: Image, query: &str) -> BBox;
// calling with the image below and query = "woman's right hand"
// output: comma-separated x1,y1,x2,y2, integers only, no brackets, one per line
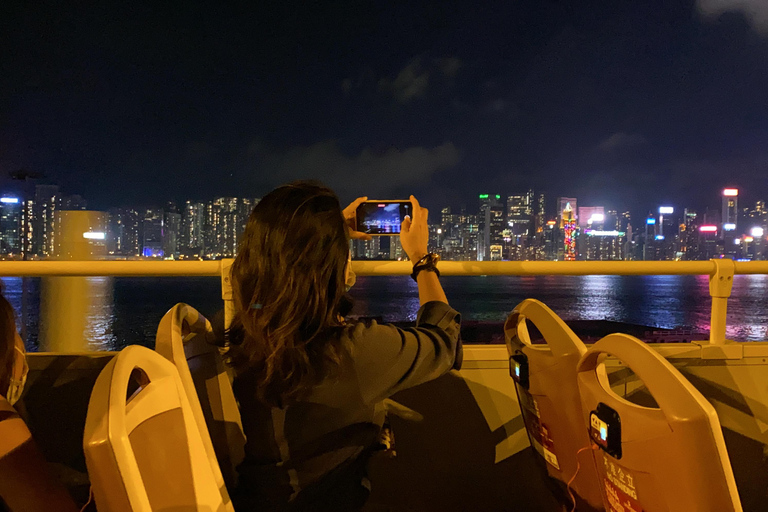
400,195,429,262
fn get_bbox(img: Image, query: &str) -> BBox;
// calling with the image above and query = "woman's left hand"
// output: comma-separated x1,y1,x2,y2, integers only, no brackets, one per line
343,197,373,241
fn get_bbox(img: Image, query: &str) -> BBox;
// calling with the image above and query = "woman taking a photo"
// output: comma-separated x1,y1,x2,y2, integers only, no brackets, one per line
228,182,461,511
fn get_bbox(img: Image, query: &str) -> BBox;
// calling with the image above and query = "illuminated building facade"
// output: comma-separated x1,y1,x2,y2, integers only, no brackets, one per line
107,208,141,257
478,194,504,261
561,202,577,261
142,209,165,258
182,201,206,257
0,197,22,255
33,184,60,257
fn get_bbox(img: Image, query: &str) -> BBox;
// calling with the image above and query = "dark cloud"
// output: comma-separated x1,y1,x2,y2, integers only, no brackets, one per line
697,0,768,34
598,133,648,152
378,58,430,103
237,140,461,200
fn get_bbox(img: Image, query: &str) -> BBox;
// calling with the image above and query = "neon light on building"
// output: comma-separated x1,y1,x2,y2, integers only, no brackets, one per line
659,206,674,214
646,218,656,225
751,227,764,238
561,204,577,261
700,225,718,233
723,223,736,231
723,188,738,197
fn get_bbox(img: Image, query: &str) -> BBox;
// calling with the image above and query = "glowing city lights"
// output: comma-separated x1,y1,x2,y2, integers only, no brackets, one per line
751,227,764,238
700,225,718,233
723,188,739,197
0,197,19,204
83,232,106,240
586,230,624,237
723,223,736,231
588,213,605,223
659,206,674,214
646,218,656,225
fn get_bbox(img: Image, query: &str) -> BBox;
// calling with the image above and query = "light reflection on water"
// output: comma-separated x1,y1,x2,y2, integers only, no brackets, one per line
2,274,768,350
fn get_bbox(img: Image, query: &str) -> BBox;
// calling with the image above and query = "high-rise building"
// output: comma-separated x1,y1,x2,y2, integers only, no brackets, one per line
142,209,165,258
237,198,259,248
0,197,23,255
557,197,578,261
164,210,181,258
507,190,534,236
478,194,504,261
182,201,206,256
206,197,239,257
107,208,140,257
722,188,739,232
32,184,60,256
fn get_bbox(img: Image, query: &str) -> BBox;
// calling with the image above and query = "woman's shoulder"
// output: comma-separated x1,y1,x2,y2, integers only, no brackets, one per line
0,395,31,459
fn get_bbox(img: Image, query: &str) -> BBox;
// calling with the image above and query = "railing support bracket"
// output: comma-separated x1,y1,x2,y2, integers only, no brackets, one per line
708,259,735,345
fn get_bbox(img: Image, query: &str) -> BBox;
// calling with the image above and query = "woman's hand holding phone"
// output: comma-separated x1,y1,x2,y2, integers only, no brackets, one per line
400,195,429,262
343,197,373,241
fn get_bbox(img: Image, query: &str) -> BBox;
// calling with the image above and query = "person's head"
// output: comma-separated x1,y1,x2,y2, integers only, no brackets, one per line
0,287,26,404
229,181,351,405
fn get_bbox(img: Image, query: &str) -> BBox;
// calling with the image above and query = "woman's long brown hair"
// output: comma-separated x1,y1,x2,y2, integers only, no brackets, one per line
0,287,18,398
227,182,350,406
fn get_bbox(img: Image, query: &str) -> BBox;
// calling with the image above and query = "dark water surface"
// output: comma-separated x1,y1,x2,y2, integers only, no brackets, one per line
3,274,768,351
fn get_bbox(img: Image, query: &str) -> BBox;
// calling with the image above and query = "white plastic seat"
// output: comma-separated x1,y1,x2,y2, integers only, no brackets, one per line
155,303,245,492
83,345,231,511
504,299,604,510
577,334,743,512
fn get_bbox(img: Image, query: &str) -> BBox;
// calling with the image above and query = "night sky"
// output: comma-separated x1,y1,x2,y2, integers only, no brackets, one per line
2,0,767,219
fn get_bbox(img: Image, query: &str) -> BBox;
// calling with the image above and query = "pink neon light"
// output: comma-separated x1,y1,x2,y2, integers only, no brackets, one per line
700,225,718,232
723,188,738,196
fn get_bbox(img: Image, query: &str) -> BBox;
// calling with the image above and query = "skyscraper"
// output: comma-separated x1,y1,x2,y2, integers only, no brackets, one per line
722,188,738,231
164,209,181,258
33,184,60,256
142,209,164,258
0,197,22,255
478,194,504,261
182,201,206,256
107,208,140,257
507,190,534,236
557,197,577,261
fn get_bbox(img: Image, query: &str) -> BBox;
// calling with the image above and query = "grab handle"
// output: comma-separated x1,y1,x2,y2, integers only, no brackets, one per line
504,298,587,359
577,333,711,418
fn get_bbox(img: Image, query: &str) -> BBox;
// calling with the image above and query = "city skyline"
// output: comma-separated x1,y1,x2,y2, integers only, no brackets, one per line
1,183,766,262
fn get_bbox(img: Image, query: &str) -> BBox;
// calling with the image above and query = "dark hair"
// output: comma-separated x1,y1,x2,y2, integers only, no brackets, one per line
227,181,350,405
0,287,17,398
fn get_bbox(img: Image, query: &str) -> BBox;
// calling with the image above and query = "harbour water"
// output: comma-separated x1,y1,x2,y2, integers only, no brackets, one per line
3,274,768,351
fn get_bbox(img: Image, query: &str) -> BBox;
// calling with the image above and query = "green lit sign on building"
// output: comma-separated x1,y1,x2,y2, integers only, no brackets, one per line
479,194,489,199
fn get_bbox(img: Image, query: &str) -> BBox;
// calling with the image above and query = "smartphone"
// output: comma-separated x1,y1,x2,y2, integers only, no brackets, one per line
355,200,412,235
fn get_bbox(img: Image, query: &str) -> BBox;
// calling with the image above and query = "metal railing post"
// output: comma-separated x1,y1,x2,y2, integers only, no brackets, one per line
220,259,235,331
708,259,735,345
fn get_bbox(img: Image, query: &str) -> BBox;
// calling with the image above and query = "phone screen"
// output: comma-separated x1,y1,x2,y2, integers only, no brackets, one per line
356,201,412,235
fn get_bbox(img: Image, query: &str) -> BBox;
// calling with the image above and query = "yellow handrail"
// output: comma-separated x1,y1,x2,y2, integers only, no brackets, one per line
2,259,768,277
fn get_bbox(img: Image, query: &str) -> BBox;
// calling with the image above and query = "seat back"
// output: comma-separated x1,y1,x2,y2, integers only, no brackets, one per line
83,345,229,512
504,299,603,509
155,303,245,491
577,334,742,512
